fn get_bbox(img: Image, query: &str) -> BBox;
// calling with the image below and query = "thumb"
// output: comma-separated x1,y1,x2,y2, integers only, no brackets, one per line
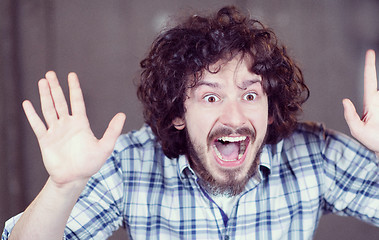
342,98,364,137
99,112,126,151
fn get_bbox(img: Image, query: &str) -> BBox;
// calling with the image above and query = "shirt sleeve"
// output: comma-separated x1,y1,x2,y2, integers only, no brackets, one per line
1,154,126,240
2,213,22,239
63,154,126,239
321,128,379,226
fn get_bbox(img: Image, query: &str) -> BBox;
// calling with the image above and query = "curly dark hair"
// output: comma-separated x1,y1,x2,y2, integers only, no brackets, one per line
137,6,309,158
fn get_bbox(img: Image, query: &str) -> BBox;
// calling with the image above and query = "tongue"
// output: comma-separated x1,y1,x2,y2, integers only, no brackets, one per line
215,141,240,160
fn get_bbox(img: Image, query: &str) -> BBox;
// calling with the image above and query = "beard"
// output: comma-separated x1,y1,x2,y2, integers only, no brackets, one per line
185,126,266,197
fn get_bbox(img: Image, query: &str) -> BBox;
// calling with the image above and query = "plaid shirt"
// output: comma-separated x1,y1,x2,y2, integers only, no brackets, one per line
3,122,378,239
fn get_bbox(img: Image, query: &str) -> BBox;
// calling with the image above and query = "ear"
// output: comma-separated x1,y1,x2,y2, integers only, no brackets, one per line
172,117,185,130
268,116,274,125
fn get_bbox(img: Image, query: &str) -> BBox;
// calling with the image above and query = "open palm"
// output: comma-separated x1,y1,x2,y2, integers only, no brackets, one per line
23,71,125,186
343,50,379,156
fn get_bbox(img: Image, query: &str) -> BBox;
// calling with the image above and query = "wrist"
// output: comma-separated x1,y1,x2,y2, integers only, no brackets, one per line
46,177,89,199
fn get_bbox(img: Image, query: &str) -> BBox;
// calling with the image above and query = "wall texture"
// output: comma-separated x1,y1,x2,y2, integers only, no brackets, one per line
1,0,378,239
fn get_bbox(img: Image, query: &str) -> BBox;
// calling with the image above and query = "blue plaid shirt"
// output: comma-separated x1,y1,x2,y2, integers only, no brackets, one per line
2,122,378,239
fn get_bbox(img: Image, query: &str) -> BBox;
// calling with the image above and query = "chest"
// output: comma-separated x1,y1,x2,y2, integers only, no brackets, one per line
124,172,323,239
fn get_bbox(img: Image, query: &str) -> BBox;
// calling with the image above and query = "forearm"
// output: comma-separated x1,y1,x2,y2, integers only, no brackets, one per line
11,71,125,239
9,177,88,240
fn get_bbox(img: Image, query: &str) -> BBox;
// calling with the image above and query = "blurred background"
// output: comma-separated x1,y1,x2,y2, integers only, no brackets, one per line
1,0,378,239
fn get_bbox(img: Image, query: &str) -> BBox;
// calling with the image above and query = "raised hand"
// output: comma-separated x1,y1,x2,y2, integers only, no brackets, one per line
23,71,126,187
343,50,379,156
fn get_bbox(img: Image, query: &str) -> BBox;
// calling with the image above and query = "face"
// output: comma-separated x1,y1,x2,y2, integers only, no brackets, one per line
174,55,272,196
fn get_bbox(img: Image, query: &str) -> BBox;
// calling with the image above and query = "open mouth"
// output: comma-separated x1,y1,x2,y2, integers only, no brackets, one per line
212,136,250,164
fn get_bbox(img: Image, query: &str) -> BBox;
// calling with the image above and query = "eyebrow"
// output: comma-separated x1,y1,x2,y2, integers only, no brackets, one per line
192,77,262,91
192,81,220,90
237,79,262,90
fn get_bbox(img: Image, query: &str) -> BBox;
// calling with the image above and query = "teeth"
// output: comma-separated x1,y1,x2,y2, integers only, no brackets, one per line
213,146,224,160
213,135,247,162
218,136,246,142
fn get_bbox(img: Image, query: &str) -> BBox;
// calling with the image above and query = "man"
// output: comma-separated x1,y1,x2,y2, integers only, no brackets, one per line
2,6,378,239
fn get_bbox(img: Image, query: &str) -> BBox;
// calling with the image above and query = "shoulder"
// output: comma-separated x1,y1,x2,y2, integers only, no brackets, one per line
98,124,162,175
114,124,157,153
107,124,175,175
292,121,327,140
281,121,376,164
286,121,355,148
276,122,354,165
280,122,328,153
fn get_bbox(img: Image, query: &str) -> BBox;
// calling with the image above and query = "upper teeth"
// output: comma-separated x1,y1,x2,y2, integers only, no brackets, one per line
218,136,247,142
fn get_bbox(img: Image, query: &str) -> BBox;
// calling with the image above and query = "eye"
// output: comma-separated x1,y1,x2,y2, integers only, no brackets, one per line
203,94,220,103
243,92,257,101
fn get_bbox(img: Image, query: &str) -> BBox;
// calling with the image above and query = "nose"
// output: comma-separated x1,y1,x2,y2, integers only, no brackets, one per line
219,100,248,128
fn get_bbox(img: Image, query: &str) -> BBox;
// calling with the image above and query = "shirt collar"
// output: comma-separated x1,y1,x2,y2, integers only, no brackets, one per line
177,154,195,181
258,145,271,179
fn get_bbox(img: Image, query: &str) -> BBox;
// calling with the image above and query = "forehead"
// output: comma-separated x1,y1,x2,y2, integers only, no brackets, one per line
190,54,262,89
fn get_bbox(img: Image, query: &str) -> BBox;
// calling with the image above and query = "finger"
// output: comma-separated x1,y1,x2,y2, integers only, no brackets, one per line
68,72,87,116
99,113,126,152
45,71,69,117
39,78,58,127
23,100,47,139
343,98,364,137
363,50,377,109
